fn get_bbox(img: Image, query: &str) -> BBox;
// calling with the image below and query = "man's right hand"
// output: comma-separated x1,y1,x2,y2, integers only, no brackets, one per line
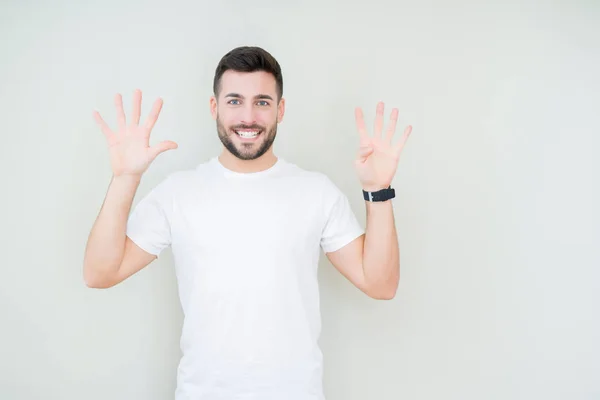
93,89,178,177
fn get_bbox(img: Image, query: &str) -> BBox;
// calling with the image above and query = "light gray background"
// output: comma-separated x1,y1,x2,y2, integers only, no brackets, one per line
1,1,599,399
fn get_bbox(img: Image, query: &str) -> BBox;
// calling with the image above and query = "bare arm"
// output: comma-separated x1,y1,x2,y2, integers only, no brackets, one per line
326,200,399,300
83,89,177,288
326,101,411,299
362,200,399,294
83,174,156,288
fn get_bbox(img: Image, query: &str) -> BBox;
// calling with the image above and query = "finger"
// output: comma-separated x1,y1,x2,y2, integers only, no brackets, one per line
144,97,164,132
114,93,127,133
356,146,374,163
385,108,399,144
393,125,412,155
92,110,114,141
148,140,178,160
354,107,369,140
131,89,142,126
373,101,384,139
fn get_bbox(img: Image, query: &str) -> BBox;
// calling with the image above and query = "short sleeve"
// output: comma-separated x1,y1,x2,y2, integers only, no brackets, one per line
126,176,173,257
320,176,365,253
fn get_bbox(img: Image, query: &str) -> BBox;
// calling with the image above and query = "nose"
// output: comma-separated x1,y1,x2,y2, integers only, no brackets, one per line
239,104,256,126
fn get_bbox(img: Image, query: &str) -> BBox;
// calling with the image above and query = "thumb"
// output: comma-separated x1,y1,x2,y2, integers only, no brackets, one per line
149,140,178,160
356,146,374,163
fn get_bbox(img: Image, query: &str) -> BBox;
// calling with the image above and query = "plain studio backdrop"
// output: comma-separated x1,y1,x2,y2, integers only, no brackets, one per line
0,0,598,399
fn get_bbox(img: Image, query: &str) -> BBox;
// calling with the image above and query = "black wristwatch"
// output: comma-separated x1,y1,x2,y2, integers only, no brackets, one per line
363,186,395,202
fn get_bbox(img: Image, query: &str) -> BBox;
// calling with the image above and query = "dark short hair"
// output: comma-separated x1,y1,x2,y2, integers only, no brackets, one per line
213,46,283,101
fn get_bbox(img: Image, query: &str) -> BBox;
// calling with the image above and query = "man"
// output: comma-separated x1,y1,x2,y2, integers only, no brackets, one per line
84,46,412,399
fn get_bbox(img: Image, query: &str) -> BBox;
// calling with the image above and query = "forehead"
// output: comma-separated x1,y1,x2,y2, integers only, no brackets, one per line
219,70,277,97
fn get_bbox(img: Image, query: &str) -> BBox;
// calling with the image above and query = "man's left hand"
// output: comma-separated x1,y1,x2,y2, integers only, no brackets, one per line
354,101,412,192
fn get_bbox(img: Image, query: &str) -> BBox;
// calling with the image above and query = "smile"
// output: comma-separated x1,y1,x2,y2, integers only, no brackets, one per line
234,130,261,139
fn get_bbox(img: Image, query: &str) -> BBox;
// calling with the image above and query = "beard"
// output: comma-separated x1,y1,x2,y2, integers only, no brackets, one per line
216,115,277,161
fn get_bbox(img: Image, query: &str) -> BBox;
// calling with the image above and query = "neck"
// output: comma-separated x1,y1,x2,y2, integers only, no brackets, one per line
218,149,278,173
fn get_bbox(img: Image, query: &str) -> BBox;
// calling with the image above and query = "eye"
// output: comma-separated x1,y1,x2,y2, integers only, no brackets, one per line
228,99,240,105
257,100,269,106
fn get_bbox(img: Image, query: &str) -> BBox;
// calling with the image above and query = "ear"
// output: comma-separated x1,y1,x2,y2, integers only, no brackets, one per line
277,97,286,123
209,96,218,120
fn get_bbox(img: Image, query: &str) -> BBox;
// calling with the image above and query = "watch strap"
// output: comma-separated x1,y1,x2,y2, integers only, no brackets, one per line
363,186,395,202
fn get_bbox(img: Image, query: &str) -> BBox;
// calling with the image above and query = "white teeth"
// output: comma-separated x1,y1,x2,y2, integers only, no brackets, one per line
236,130,260,138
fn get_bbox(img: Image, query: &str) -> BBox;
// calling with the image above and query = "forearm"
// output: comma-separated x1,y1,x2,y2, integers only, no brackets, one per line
362,200,399,298
83,174,141,283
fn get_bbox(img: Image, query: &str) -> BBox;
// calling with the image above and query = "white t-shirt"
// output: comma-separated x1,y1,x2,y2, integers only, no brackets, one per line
126,156,364,400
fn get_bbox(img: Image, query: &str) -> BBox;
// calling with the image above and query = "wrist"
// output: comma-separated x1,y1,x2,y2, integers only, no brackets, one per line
362,184,395,202
362,184,391,192
111,173,142,186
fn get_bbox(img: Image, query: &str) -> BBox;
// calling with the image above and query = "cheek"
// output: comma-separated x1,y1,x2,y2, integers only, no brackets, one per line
217,112,235,127
257,109,278,124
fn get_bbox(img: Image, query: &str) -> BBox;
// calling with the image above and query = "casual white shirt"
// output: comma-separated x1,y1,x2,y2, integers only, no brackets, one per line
126,156,364,400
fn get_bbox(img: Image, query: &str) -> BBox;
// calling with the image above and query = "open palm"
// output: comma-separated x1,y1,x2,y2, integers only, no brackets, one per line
93,89,178,177
354,102,412,191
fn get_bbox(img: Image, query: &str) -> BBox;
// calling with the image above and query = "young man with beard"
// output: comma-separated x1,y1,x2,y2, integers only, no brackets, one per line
84,46,412,400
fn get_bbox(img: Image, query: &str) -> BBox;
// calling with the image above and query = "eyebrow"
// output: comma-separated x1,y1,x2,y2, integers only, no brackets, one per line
224,93,274,101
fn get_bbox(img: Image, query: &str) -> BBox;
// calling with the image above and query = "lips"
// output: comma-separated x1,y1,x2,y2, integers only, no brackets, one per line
234,129,262,140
